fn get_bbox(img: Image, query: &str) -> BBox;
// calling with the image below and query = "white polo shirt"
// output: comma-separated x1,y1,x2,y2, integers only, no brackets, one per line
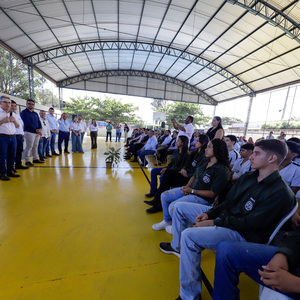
15,113,24,135
0,108,17,135
279,162,300,189
232,158,253,180
229,149,240,165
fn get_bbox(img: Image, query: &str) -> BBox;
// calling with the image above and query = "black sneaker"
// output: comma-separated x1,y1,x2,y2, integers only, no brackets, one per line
159,242,180,258
144,199,155,206
52,152,59,156
7,172,21,178
64,150,70,154
45,154,52,158
25,162,34,167
146,205,162,214
145,193,154,198
15,165,29,169
33,159,45,163
0,174,10,181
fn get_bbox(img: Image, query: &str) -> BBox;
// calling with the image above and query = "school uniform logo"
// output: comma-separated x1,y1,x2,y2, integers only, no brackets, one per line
192,160,197,167
203,174,211,183
245,197,256,211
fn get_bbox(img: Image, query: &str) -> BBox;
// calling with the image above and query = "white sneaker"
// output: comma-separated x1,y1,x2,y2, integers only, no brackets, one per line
165,225,173,234
152,220,171,231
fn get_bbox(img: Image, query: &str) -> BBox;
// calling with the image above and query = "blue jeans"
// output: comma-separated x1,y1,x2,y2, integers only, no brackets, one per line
169,202,246,300
161,187,212,222
115,132,121,142
0,135,17,174
213,241,300,300
15,135,24,167
58,131,70,153
137,149,155,164
38,137,49,159
48,132,57,154
150,167,164,194
72,131,83,152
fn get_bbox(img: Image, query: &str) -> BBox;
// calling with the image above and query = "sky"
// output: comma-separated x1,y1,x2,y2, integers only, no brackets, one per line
57,82,300,128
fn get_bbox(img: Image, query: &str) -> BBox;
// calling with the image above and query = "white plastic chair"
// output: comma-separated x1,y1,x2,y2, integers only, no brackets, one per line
259,202,298,299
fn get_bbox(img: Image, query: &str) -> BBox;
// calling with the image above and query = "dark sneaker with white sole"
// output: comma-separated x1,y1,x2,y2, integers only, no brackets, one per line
159,242,180,258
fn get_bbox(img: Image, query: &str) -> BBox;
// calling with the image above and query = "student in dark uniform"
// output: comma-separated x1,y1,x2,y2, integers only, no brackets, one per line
159,139,296,300
152,138,231,230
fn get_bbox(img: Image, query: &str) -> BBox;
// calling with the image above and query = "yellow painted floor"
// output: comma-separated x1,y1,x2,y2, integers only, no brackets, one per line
0,138,258,299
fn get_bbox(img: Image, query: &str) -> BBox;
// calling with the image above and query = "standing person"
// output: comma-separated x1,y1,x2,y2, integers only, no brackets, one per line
70,116,83,153
38,110,51,162
0,95,20,181
89,119,98,149
57,113,70,154
266,131,275,139
46,107,59,156
106,121,112,142
21,99,43,166
115,123,122,142
206,116,224,140
11,100,28,170
124,123,129,143
172,116,194,143
78,115,87,145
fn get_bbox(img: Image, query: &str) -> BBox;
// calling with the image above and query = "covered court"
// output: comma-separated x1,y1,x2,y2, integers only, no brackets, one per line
0,0,300,299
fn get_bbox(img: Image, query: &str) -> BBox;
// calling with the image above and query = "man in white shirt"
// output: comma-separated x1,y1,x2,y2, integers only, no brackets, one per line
172,116,194,143
0,96,20,181
46,107,59,156
78,115,87,144
225,135,241,168
137,130,158,166
11,100,29,170
38,110,50,162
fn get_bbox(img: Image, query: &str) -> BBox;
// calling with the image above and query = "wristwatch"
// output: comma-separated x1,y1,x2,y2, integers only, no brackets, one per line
191,189,195,194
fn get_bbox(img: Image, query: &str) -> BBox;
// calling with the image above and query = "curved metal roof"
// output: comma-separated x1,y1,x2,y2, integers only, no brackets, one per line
1,0,299,105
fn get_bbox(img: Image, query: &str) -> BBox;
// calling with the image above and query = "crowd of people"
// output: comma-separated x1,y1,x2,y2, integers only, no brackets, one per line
2,95,300,299
0,96,95,181
125,115,300,300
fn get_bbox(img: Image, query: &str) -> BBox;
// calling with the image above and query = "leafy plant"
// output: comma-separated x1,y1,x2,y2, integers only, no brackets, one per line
104,147,122,166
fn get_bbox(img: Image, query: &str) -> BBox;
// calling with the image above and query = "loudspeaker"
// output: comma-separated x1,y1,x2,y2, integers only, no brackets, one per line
161,121,165,128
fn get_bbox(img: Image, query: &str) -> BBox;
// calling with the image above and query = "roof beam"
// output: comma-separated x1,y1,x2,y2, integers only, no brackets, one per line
227,0,300,43
57,69,218,105
25,41,254,96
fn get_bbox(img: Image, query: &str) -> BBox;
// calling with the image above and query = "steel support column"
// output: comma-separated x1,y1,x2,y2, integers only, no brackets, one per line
27,63,35,100
244,95,254,137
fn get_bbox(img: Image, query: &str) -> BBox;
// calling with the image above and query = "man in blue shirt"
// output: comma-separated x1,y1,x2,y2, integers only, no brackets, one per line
137,129,158,166
46,107,59,156
57,113,71,154
20,99,43,167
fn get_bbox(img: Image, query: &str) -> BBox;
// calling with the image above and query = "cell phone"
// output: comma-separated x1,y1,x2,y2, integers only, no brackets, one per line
10,111,13,117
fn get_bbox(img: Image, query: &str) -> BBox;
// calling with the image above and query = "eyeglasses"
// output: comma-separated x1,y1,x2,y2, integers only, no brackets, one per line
1,101,11,104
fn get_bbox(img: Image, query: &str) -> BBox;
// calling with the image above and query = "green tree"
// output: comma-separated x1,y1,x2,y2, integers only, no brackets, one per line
63,95,140,124
222,116,243,125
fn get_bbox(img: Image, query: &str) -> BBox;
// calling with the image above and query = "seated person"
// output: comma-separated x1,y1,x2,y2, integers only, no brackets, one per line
225,135,240,168
136,130,158,165
157,131,178,163
151,138,231,229
124,128,139,146
144,135,190,199
232,143,254,182
213,226,300,300
155,130,172,164
279,141,300,195
124,128,149,161
145,135,209,214
159,139,296,300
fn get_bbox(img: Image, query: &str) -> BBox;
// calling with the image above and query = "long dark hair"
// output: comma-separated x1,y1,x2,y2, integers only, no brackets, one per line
198,134,209,154
176,135,189,167
211,138,230,169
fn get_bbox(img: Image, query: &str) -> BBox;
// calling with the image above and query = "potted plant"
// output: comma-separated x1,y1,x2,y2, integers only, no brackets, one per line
104,147,121,168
